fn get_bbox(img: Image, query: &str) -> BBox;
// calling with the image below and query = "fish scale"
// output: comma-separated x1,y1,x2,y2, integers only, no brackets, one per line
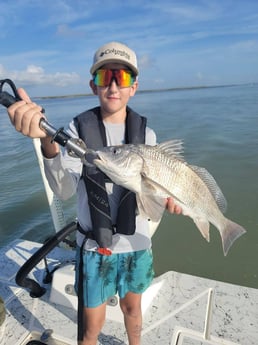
140,146,213,211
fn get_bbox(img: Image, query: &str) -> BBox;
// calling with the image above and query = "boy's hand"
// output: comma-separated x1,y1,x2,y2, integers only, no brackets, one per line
7,88,47,139
166,197,182,214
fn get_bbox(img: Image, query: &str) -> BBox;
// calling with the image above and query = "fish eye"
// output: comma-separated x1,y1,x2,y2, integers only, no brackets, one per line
112,147,120,155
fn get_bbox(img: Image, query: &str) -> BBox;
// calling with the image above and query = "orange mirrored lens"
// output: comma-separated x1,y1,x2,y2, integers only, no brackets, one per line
94,69,135,87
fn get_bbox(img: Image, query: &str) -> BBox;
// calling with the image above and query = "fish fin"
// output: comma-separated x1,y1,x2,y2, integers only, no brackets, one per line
193,218,210,242
136,194,166,222
157,140,184,158
190,165,228,213
220,219,246,256
139,176,184,220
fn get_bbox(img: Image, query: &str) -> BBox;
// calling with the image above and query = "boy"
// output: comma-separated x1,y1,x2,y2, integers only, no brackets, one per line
8,41,181,345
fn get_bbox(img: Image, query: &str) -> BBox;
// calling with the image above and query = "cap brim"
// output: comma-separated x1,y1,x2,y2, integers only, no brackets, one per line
90,58,138,76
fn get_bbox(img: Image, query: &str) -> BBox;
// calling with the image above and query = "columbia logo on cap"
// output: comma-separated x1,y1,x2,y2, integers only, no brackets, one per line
99,49,131,61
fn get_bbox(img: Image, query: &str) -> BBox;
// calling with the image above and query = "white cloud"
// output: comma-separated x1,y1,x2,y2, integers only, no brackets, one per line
138,54,157,70
0,64,81,87
56,23,85,37
229,40,258,53
144,1,222,23
26,65,44,74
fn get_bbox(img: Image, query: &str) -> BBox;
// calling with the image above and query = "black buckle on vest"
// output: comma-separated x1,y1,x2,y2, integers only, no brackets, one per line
78,223,117,238
112,224,117,234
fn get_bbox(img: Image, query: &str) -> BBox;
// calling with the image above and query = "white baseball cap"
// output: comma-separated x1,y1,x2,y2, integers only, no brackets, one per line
90,41,138,76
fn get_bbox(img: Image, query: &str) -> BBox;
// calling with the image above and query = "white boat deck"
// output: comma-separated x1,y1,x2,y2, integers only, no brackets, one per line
0,239,257,345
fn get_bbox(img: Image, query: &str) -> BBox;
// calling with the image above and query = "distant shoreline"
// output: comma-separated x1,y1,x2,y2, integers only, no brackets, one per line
35,82,256,100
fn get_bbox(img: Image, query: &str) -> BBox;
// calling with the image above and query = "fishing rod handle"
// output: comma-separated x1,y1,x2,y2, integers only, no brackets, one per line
0,91,17,108
40,118,87,158
39,118,73,147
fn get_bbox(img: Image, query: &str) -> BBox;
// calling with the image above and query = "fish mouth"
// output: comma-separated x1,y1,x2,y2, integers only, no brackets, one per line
93,152,106,167
83,151,99,167
93,158,103,166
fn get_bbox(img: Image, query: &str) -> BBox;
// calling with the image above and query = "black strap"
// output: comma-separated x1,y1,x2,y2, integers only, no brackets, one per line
77,223,98,240
116,190,137,235
83,166,114,247
77,237,87,342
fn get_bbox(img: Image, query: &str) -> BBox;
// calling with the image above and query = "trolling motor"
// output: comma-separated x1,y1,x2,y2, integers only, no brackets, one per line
0,78,90,164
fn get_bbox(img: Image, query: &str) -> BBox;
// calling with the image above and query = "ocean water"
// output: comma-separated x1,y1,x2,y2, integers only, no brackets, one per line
0,84,258,288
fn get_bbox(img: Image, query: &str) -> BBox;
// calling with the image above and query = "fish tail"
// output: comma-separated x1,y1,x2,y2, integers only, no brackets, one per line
221,219,246,256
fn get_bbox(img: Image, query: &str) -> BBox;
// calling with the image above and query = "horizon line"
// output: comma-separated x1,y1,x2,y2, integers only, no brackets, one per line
34,82,257,100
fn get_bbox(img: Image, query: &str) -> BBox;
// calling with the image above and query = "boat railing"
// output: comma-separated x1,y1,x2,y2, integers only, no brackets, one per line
15,221,78,297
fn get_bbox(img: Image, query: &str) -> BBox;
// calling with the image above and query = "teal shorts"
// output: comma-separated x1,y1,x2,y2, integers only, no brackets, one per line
74,248,154,308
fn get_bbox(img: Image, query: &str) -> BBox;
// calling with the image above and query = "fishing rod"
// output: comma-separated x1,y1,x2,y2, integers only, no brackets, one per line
0,78,89,164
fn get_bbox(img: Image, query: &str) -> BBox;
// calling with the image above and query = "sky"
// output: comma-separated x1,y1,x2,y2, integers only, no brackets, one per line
0,0,258,97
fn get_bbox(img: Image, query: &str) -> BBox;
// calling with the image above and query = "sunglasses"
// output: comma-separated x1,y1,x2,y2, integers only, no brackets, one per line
93,69,136,88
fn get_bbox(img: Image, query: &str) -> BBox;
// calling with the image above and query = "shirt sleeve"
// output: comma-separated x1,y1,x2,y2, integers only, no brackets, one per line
43,120,83,200
145,126,157,145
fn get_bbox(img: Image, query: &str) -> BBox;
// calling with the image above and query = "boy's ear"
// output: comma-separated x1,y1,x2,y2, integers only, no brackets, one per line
130,80,138,96
89,80,98,95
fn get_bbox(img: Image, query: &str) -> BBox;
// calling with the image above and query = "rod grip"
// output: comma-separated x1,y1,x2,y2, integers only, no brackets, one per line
0,91,17,108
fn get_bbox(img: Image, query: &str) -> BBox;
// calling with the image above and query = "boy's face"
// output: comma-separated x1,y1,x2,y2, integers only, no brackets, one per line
89,63,138,118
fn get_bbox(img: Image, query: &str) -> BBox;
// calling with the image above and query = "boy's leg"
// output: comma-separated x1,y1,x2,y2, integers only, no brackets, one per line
75,249,117,344
120,292,142,345
118,249,154,345
78,303,106,345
